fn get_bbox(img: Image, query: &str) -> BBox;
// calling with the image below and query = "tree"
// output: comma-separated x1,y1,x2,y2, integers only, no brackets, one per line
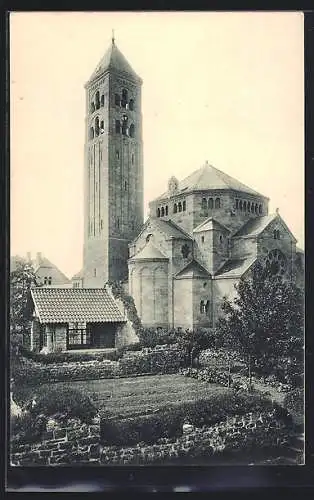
10,257,40,350
216,261,304,383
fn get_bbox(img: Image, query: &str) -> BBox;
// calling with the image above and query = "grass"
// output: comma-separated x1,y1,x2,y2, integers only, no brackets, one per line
15,374,230,419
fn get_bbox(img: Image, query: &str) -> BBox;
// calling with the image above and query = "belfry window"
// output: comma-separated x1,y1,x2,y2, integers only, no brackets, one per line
215,198,221,209
205,300,210,314
95,116,100,137
174,203,177,214
116,149,120,159
165,205,168,216
122,115,128,136
115,94,120,106
200,300,206,314
101,95,104,107
115,120,121,134
129,123,135,138
121,89,128,108
183,200,186,211
95,91,100,110
129,99,134,111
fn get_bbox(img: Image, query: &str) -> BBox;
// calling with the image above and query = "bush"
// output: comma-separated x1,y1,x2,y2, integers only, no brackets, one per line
18,345,121,364
10,412,47,445
119,346,184,376
100,390,286,446
29,386,97,424
283,388,304,416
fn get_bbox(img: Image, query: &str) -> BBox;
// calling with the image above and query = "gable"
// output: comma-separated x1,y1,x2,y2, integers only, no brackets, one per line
233,213,297,243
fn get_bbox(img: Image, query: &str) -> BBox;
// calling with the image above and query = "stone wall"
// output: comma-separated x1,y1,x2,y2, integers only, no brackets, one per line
10,410,290,466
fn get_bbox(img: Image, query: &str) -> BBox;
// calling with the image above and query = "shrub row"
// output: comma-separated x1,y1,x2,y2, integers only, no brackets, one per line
100,390,290,446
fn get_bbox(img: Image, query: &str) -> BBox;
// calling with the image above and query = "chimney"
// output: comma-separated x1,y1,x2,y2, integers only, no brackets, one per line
36,252,42,267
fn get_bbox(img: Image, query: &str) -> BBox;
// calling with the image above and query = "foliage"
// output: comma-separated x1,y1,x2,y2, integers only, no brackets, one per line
10,257,41,349
118,345,184,376
106,281,142,333
283,388,304,416
10,412,48,445
18,345,122,363
29,386,97,424
215,261,304,381
100,390,287,446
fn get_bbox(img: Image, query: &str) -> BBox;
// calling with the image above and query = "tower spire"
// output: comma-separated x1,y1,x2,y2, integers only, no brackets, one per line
112,29,115,45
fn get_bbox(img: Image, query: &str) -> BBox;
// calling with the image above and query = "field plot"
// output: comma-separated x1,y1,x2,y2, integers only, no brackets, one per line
23,375,230,419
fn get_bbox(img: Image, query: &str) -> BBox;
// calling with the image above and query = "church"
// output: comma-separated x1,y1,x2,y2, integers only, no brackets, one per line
72,36,304,332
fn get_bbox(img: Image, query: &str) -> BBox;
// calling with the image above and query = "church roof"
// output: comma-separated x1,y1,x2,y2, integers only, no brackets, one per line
87,40,141,85
31,288,126,324
153,218,192,240
215,256,257,279
233,213,297,242
175,260,211,279
155,163,267,200
193,217,231,234
129,240,168,262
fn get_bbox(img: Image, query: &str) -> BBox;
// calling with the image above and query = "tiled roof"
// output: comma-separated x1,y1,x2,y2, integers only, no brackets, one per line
152,218,192,240
175,260,211,279
129,240,168,261
215,257,257,278
31,288,126,324
155,163,266,200
193,217,231,233
87,41,141,85
233,214,277,238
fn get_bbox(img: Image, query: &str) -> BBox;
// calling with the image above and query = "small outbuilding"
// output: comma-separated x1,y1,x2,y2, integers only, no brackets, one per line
30,288,127,352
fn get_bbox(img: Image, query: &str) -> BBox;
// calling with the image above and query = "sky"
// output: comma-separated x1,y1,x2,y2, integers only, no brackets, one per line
10,11,304,279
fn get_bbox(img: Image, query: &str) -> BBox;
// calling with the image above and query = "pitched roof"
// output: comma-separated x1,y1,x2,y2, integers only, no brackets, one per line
129,240,168,262
193,217,231,234
175,260,211,279
31,288,126,324
233,213,297,242
72,269,84,280
155,163,266,200
215,257,257,278
87,40,141,85
35,257,70,284
153,218,192,240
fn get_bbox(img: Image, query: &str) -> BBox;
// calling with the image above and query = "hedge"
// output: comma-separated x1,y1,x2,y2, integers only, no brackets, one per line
100,390,290,446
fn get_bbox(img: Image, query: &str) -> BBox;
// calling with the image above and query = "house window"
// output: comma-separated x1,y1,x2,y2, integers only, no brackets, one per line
273,229,280,240
174,203,177,214
183,200,186,211
67,325,92,349
215,198,221,209
44,276,52,285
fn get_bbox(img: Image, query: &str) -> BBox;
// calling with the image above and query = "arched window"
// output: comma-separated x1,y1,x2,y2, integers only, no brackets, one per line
251,203,254,213
115,94,120,106
255,203,258,214
116,149,120,159
183,200,186,211
90,127,94,140
239,200,243,211
174,203,177,214
101,95,104,107
200,300,205,314
205,300,210,314
247,201,250,212
95,116,100,136
273,229,280,240
122,115,128,136
219,235,223,244
115,120,121,134
161,207,165,217
100,120,104,133
215,198,221,209
121,89,128,108
129,123,135,138
178,202,182,212
157,208,160,217
208,198,214,209
202,198,207,210
146,234,153,243
165,205,168,216
129,99,134,111
259,204,262,214
235,199,239,209
201,235,205,243
243,201,247,212
95,91,100,110
90,102,95,114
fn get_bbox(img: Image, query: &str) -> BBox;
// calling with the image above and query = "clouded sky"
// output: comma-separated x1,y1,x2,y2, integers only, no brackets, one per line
10,11,304,279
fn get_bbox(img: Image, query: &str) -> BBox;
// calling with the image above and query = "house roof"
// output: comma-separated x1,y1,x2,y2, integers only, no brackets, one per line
155,163,266,201
129,240,168,262
215,257,257,279
233,213,297,242
35,257,70,285
193,217,231,234
175,260,211,279
31,288,126,324
87,40,141,85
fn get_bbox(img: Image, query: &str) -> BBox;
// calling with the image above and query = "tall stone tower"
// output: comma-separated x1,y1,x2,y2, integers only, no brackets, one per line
83,35,144,288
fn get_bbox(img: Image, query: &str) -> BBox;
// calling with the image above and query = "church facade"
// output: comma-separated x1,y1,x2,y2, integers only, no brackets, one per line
76,37,303,331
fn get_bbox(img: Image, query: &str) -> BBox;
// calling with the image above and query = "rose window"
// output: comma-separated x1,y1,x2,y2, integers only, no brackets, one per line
265,249,287,276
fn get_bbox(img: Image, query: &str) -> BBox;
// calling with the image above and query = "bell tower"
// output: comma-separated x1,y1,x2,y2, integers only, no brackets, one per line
83,35,144,287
